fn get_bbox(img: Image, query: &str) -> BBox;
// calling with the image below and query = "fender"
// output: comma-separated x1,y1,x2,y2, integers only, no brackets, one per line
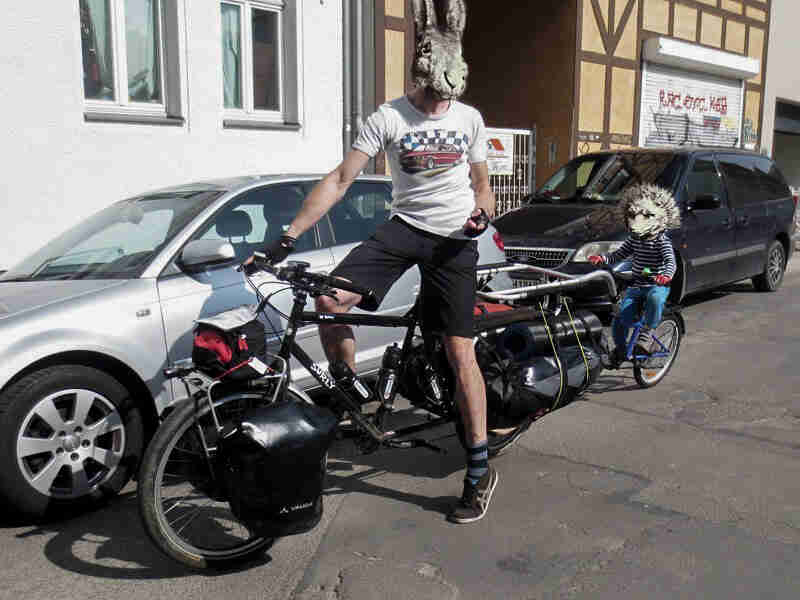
162,381,315,419
663,304,686,334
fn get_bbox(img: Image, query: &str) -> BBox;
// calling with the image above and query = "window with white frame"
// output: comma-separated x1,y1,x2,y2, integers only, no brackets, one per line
79,0,182,120
221,0,301,128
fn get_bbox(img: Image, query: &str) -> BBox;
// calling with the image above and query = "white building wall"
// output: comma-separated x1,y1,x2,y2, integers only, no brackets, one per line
0,1,343,269
761,0,800,155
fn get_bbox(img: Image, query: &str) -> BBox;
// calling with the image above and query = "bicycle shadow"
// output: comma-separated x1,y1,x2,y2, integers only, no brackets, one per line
322,404,468,516
2,490,273,580
588,370,644,394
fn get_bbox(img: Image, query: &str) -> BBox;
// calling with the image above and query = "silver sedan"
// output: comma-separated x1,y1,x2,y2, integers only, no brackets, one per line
0,174,511,518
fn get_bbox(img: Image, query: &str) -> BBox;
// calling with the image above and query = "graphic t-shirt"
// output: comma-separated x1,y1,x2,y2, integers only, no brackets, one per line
352,96,488,238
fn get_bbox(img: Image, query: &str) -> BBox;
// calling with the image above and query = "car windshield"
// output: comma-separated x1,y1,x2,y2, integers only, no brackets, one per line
0,190,223,281
531,152,686,204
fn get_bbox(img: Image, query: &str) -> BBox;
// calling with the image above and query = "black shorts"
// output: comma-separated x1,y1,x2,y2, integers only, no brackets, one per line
330,217,478,338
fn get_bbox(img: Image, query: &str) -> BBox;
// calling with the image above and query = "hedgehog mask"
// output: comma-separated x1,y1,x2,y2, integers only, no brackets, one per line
411,0,468,100
620,183,682,240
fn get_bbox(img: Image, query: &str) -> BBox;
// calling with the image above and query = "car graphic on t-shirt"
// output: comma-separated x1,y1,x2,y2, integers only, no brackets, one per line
399,143,464,173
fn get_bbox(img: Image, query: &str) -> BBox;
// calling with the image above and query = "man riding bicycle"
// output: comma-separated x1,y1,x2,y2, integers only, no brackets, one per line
247,0,498,524
589,183,681,367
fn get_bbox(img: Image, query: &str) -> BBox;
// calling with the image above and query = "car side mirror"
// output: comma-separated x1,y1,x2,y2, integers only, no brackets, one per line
180,239,236,271
689,194,721,211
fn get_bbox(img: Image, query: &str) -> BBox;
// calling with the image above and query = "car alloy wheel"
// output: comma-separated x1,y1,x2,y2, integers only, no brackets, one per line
16,388,126,499
767,244,785,288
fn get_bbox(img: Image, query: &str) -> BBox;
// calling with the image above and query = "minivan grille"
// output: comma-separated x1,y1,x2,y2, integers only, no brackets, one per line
504,247,573,268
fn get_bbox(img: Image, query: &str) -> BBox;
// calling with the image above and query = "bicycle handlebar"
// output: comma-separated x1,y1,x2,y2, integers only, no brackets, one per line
242,252,379,305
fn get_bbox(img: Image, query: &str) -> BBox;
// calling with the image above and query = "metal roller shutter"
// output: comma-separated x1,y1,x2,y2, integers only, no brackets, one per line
639,62,743,149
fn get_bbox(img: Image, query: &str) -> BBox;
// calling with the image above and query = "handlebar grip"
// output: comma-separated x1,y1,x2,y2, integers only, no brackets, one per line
329,276,378,305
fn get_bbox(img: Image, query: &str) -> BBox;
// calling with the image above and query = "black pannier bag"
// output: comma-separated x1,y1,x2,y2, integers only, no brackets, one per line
216,401,339,538
192,305,268,380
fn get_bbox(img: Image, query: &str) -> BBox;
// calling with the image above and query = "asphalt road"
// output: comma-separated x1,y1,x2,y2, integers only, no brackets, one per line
2,260,799,599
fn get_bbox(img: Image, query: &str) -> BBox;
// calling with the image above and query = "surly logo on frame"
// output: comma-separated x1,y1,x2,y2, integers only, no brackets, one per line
310,363,336,389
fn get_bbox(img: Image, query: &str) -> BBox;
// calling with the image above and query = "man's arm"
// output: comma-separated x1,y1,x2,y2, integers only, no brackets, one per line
469,161,495,218
462,161,495,237
284,149,371,239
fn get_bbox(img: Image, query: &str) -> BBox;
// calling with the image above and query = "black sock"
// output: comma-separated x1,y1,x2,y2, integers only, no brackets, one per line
465,440,488,485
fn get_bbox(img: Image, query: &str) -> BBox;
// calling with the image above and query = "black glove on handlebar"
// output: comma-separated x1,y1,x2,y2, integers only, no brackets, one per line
264,234,297,265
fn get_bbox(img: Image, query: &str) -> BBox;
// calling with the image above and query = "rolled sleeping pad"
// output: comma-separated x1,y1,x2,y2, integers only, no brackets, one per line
489,309,603,360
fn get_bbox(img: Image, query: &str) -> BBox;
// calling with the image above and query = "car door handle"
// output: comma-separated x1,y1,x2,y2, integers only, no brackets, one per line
721,218,731,227
736,216,750,226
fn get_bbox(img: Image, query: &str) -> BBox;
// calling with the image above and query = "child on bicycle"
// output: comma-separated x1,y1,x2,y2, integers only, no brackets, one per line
588,183,681,366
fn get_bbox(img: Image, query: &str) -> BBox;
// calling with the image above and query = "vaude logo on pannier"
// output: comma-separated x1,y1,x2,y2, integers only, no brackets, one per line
279,501,314,514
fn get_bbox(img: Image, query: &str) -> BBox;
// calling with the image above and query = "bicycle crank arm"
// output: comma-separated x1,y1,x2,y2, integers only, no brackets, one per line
383,438,447,454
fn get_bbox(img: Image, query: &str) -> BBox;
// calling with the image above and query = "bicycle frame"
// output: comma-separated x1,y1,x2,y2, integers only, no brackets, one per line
616,285,674,363
625,320,672,363
262,282,453,448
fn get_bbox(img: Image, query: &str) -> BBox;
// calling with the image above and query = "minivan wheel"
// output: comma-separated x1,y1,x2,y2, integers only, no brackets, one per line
752,240,786,292
0,365,143,519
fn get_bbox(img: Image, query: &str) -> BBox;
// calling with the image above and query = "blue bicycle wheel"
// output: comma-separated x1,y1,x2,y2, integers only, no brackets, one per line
633,315,681,388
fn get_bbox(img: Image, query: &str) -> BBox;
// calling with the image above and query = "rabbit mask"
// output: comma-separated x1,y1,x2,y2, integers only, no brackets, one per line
411,0,468,100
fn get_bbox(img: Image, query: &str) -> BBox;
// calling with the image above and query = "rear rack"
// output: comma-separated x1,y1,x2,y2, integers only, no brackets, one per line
476,262,617,303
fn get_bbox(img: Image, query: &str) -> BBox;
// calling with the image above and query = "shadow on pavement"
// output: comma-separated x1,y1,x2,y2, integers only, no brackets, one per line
323,405,468,516
2,491,273,579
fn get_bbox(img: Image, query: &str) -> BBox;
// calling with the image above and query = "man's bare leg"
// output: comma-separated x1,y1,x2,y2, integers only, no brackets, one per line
443,335,487,444
444,335,498,524
315,290,362,369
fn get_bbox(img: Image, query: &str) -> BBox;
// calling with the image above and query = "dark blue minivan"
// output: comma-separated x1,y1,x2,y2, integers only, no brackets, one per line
493,148,797,310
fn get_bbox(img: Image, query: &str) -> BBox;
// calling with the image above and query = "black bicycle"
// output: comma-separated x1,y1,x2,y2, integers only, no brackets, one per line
137,258,608,568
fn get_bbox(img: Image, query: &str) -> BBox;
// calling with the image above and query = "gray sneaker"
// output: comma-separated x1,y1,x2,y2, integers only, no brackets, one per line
447,466,499,524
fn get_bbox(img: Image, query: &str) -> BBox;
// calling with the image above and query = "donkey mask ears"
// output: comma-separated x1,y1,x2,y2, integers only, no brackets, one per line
412,0,467,40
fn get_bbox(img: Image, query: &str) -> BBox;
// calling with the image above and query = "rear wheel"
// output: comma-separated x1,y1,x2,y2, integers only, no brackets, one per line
137,389,307,569
752,240,786,292
455,338,536,457
633,315,681,388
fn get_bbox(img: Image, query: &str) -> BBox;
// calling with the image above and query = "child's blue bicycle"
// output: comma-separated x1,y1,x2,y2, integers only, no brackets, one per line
601,266,685,388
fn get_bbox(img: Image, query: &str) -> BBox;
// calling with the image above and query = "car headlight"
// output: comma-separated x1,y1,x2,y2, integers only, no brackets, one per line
572,241,624,262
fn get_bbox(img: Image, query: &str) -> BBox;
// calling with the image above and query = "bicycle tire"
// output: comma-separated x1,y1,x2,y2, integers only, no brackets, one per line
454,338,537,458
455,415,534,458
138,388,308,569
633,315,682,388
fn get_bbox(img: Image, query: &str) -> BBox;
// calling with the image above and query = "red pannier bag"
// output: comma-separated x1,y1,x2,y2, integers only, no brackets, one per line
191,305,268,380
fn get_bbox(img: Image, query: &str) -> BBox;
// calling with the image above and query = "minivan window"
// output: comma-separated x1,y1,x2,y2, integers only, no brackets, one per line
754,157,791,200
686,158,724,206
535,154,608,201
532,152,686,205
718,155,760,208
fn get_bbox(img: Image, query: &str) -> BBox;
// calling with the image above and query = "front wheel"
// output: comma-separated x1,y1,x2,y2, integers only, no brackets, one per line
137,388,308,569
0,365,143,518
633,315,682,388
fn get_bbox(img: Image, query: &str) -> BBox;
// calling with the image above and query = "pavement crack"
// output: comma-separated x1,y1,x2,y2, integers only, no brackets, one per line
333,569,344,600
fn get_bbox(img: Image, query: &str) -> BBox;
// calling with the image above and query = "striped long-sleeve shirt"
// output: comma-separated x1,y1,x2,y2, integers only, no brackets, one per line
603,233,676,287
